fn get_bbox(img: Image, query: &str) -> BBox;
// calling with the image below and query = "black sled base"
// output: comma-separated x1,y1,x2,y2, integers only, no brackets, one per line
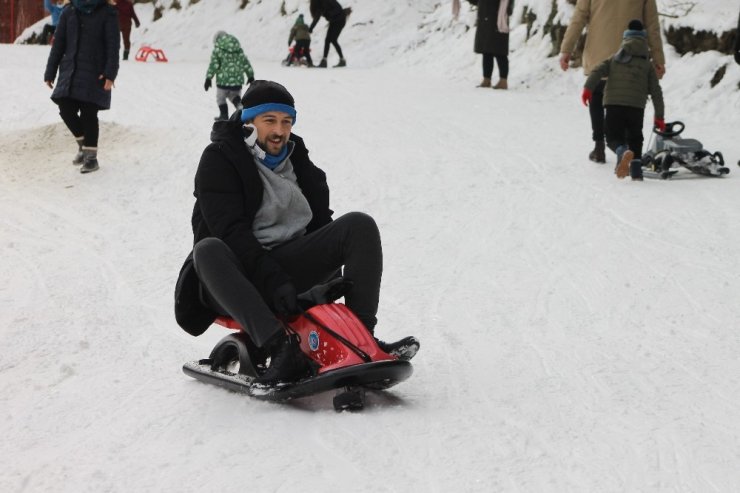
183,358,413,403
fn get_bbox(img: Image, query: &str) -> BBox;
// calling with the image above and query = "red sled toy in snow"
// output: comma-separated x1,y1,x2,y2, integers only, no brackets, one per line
281,44,312,67
182,278,419,411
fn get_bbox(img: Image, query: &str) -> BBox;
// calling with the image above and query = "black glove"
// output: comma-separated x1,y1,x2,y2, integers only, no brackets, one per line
204,79,211,91
273,282,300,317
247,76,254,85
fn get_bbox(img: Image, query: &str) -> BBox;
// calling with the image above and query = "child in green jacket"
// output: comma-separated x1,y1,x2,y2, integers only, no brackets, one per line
582,20,665,180
204,31,255,121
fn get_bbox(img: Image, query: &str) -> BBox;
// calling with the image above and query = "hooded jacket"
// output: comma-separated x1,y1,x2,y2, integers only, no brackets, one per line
584,35,664,118
206,33,255,88
289,19,311,45
174,113,333,335
560,0,665,75
43,2,120,109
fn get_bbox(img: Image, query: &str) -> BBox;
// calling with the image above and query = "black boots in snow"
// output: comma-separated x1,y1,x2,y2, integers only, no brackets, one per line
80,147,99,173
254,333,312,386
589,140,606,163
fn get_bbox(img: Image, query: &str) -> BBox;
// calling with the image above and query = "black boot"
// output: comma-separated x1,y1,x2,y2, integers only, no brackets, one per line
214,104,228,121
375,336,420,362
630,159,644,181
254,333,311,386
72,137,85,165
80,147,99,174
123,49,129,61
589,140,606,163
317,58,327,68
231,96,243,111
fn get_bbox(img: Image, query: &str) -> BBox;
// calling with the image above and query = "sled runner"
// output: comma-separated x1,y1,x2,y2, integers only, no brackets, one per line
641,121,729,179
183,280,416,411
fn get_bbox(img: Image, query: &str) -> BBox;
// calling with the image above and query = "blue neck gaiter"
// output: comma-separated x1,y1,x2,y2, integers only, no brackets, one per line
259,145,289,170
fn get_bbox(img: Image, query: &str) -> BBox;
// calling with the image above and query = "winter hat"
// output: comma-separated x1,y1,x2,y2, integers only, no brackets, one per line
296,14,305,25
72,0,104,14
623,19,647,39
240,80,297,123
213,30,227,44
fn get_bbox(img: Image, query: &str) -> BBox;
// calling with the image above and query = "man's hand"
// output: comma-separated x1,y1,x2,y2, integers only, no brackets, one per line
135,20,140,28
559,53,571,71
654,63,666,79
581,88,592,106
45,80,54,89
273,282,300,317
204,78,212,91
99,75,114,90
654,117,666,132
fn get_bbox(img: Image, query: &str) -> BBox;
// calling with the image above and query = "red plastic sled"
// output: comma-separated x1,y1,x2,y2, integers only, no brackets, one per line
184,302,412,410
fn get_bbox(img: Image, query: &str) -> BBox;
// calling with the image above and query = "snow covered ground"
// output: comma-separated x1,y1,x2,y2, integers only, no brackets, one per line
2,1,740,491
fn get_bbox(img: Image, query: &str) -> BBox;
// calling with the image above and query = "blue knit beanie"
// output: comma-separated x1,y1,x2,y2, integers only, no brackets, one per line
240,80,297,124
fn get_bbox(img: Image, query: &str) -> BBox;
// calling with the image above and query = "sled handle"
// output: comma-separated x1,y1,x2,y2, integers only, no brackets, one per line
654,120,684,138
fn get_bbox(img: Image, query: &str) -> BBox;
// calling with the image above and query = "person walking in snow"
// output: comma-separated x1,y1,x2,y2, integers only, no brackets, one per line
41,0,64,45
559,0,665,165
44,0,120,174
468,0,513,90
204,31,255,121
287,13,313,66
582,20,665,181
174,80,419,385
309,0,350,68
734,8,740,65
115,0,140,61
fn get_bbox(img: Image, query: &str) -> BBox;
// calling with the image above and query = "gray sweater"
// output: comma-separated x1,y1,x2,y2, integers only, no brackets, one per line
251,146,313,249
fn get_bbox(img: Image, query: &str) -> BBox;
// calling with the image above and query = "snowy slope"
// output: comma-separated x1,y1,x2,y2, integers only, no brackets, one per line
3,0,740,491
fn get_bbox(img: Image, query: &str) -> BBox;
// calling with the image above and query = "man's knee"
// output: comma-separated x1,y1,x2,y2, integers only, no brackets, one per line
338,211,379,238
192,237,229,267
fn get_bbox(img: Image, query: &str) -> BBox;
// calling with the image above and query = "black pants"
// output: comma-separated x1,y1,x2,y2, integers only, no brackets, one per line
293,39,313,65
604,105,645,158
323,16,346,59
482,53,509,79
589,79,606,142
192,212,382,347
57,98,100,147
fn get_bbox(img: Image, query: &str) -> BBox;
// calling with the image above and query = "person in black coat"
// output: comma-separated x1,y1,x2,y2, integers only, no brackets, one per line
309,0,349,68
469,0,514,89
44,0,120,174
735,8,740,65
174,80,418,385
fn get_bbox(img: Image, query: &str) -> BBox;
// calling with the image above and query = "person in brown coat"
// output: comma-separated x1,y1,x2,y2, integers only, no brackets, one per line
559,0,665,164
116,0,140,60
468,0,514,89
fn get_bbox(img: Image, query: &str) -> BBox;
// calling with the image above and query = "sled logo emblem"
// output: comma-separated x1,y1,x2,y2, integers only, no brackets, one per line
308,331,320,351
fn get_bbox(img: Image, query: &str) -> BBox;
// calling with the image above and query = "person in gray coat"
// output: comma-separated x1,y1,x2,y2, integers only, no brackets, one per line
469,0,514,89
44,0,120,174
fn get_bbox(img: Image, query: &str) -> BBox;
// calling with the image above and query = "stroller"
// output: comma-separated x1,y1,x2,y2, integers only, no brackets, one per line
641,121,729,179
282,44,312,67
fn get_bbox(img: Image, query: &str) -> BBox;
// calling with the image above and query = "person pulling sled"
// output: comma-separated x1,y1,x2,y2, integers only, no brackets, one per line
582,20,665,181
175,80,419,393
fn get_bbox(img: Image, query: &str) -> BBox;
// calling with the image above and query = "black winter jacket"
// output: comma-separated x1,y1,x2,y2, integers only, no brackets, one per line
44,3,120,109
310,0,345,27
469,0,514,56
175,114,333,335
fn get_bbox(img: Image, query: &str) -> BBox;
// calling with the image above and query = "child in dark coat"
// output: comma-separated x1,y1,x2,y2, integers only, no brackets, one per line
583,20,665,181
